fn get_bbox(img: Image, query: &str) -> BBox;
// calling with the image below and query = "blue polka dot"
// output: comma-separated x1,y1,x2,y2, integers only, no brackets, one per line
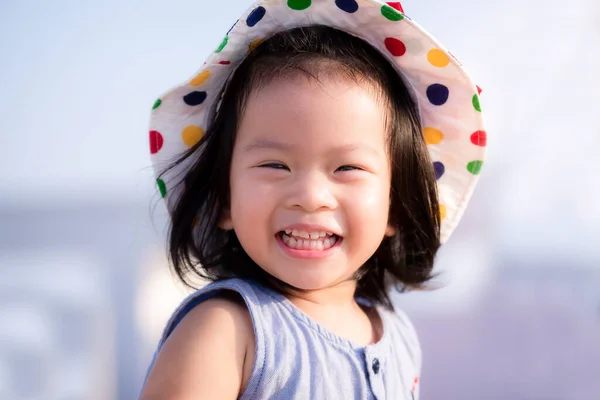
335,0,359,13
227,20,239,34
183,91,207,106
433,162,445,180
246,7,266,27
426,84,449,106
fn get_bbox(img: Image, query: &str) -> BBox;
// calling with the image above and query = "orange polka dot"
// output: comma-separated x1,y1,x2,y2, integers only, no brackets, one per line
427,48,450,67
249,38,264,52
439,204,447,220
423,127,444,145
190,70,211,86
181,125,204,147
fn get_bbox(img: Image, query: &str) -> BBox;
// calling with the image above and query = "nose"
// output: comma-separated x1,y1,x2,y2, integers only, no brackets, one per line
285,171,337,212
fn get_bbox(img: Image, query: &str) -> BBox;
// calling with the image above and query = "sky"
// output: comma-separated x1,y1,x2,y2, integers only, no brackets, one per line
1,0,599,260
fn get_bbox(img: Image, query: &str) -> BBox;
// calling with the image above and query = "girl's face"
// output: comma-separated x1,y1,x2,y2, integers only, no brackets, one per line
224,76,395,291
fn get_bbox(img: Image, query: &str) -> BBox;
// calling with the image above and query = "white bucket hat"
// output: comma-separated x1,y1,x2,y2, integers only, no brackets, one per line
148,0,486,243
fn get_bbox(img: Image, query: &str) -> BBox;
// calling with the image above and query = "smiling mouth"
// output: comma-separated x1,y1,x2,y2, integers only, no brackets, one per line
278,230,341,251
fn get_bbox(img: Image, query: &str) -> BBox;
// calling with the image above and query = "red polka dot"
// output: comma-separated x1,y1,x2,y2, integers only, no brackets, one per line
384,37,406,56
386,2,404,12
149,130,163,154
219,60,231,65
470,130,487,146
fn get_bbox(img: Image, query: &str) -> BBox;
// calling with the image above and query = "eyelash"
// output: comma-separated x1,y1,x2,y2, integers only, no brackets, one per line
259,162,289,170
336,165,362,172
258,163,362,172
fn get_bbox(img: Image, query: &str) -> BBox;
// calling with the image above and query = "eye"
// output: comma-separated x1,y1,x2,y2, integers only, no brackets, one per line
259,162,289,171
336,165,363,172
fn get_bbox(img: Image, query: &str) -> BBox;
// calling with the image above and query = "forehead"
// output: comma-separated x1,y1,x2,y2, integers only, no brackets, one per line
236,77,389,154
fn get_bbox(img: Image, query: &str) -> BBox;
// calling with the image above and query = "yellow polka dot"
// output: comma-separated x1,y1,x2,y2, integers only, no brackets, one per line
190,70,211,86
439,204,447,221
181,125,204,147
249,38,264,52
427,49,450,68
423,127,444,145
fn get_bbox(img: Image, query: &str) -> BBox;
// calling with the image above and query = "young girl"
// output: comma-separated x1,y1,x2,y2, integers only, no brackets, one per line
141,1,486,399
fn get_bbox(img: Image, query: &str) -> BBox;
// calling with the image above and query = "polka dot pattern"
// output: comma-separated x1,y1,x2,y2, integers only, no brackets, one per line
467,160,483,175
249,38,264,52
157,179,167,198
288,0,311,10
181,126,204,147
216,36,228,53
190,71,211,86
426,84,449,106
470,130,487,147
247,6,266,27
423,127,444,145
472,94,482,112
384,37,406,56
149,0,487,245
433,162,445,180
335,0,359,13
427,49,450,67
386,2,404,13
439,204,447,221
183,91,207,106
381,3,404,21
149,130,163,154
227,20,239,34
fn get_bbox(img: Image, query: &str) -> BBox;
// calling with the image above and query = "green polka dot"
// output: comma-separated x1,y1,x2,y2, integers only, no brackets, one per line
467,161,484,175
216,36,228,53
287,0,311,11
157,178,167,198
472,94,482,112
381,4,404,21
152,98,162,110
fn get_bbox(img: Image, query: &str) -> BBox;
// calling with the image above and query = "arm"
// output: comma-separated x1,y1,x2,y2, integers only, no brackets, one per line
139,293,254,400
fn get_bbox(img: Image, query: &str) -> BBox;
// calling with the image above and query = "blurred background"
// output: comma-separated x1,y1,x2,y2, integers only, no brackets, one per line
1,0,599,399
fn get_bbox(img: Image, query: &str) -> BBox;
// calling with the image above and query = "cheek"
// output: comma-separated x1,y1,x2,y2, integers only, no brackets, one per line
340,178,392,232
229,171,273,226
346,179,391,209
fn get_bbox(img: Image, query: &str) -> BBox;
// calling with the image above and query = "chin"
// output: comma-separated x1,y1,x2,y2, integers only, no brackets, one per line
271,269,349,292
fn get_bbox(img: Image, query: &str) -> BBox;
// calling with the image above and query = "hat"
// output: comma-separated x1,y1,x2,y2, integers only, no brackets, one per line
148,0,486,244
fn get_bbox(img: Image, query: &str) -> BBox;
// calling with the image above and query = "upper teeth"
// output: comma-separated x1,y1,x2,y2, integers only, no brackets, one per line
284,230,332,239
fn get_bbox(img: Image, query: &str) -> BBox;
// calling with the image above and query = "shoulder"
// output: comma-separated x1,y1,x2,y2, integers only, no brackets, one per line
383,305,422,370
139,291,255,400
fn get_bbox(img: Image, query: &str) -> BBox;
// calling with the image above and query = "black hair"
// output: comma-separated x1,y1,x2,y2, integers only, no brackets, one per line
163,25,441,309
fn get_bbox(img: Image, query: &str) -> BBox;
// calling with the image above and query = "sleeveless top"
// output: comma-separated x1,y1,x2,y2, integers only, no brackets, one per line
141,278,422,399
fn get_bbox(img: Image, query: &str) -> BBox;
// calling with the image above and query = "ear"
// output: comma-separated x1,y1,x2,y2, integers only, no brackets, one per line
218,208,234,230
385,224,397,237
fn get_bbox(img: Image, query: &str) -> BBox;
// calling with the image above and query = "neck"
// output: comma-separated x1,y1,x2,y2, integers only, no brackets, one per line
282,279,383,346
284,279,359,309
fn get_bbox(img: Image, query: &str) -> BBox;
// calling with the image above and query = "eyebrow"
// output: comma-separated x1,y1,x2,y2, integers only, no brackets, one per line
244,139,293,152
244,139,383,156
